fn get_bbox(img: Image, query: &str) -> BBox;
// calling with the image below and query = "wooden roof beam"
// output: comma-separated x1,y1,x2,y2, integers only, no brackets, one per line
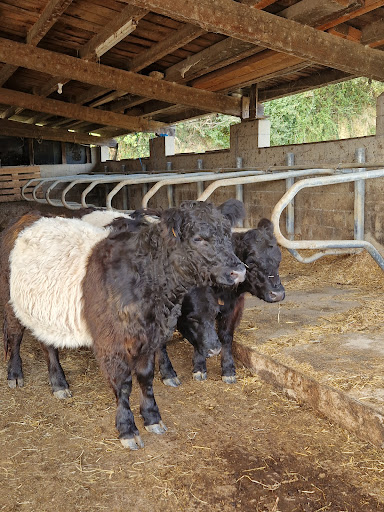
0,119,116,146
317,0,384,31
124,0,384,80
79,5,147,61
164,0,363,86
0,39,241,117
240,0,278,7
259,69,354,101
128,23,206,72
361,18,384,46
72,23,206,113
27,0,75,46
37,5,148,99
0,88,164,133
0,0,74,88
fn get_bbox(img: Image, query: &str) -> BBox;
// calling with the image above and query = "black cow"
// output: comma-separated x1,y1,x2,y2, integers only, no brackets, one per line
158,218,285,385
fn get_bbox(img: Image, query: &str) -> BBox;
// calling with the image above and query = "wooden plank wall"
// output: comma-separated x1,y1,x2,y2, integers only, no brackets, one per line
0,166,40,202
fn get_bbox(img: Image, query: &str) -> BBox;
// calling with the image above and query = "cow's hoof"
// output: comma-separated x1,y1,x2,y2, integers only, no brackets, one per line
222,375,237,384
53,388,72,399
162,377,181,387
8,377,24,388
120,435,144,450
193,371,207,381
145,421,167,434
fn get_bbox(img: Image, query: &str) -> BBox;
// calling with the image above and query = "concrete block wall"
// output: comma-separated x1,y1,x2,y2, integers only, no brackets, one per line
103,112,384,243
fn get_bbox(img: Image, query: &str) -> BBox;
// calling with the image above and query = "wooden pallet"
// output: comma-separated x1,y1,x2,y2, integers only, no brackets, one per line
0,166,41,202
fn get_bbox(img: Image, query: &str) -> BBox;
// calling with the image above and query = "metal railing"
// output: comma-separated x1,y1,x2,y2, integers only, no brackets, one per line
21,157,384,269
271,168,384,269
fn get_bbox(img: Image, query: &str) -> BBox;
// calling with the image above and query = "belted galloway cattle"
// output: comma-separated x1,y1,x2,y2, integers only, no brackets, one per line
1,201,246,449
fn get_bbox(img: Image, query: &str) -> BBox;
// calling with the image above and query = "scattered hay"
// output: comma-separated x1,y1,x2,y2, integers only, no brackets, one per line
280,249,384,290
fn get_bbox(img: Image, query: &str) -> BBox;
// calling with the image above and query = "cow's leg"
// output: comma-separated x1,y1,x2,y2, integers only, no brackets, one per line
40,344,71,399
158,343,181,387
218,295,245,384
96,347,143,450
192,349,208,381
136,351,167,435
4,303,25,388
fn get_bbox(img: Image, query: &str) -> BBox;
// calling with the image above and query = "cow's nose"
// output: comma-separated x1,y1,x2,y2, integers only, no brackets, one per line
230,267,246,284
207,347,221,357
269,289,285,302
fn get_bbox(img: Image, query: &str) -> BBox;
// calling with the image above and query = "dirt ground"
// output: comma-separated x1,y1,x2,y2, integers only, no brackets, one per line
2,251,384,512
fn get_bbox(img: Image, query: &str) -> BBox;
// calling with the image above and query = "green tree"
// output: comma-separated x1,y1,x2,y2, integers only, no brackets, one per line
115,78,384,159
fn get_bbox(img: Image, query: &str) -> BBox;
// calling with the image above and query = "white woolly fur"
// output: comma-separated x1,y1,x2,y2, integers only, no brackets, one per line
9,216,110,349
81,210,132,228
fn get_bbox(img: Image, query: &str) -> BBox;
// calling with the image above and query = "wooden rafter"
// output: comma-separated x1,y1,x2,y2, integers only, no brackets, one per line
361,18,384,46
316,0,384,31
0,119,115,146
0,88,164,132
0,0,74,88
124,0,384,81
79,5,147,61
241,0,277,7
0,38,241,116
128,23,206,72
258,69,354,102
27,0,74,45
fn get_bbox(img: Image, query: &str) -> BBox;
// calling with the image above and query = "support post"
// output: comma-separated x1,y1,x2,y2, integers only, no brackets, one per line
286,152,295,240
354,147,366,240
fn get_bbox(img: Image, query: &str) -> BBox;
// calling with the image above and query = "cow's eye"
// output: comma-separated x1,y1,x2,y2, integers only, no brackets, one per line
193,235,204,243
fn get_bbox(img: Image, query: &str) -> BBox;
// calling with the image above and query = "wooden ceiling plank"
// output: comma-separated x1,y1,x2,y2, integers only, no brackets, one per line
128,23,206,72
0,118,115,145
79,5,148,61
27,0,75,46
240,0,278,8
165,39,258,83
0,88,164,132
0,39,241,116
316,0,384,31
0,64,19,88
361,18,384,46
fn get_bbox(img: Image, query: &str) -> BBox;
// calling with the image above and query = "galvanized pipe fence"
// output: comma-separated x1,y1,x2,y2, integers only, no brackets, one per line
21,153,384,269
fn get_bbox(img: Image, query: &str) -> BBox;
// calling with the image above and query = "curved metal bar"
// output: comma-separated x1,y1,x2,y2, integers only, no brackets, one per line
287,248,362,264
79,172,176,209
46,179,69,207
60,174,131,210
142,170,261,208
197,168,337,202
271,168,384,270
22,177,45,201
104,172,199,209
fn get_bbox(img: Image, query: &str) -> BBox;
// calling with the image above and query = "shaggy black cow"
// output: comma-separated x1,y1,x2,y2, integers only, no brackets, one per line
158,218,285,385
1,201,245,449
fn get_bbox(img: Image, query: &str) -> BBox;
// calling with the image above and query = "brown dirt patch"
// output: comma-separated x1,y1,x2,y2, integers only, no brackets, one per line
2,330,384,511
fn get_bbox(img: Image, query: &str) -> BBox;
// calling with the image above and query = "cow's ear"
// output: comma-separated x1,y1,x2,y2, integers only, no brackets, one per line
257,218,274,233
217,199,246,226
161,208,184,240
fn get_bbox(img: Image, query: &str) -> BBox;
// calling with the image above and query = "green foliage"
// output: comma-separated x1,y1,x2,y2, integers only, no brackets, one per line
264,78,384,145
115,78,384,159
116,132,154,160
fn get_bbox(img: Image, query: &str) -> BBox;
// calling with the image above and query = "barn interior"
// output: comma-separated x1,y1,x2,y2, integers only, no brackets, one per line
2,1,384,510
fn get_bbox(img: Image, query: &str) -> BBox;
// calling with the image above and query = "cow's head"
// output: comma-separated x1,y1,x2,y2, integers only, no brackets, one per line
235,219,285,303
162,200,246,287
178,287,221,358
